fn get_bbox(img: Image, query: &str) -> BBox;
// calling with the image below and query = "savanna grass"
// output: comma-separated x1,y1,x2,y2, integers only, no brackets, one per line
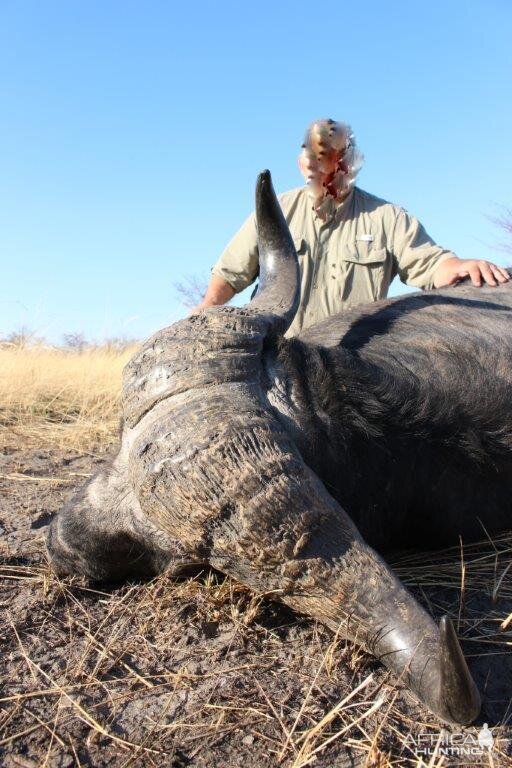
0,343,137,451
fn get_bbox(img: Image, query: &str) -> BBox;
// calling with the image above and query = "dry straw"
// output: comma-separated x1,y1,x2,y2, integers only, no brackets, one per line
0,343,137,451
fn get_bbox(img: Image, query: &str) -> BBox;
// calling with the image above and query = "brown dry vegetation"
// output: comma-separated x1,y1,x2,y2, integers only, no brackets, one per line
0,343,136,452
1,344,512,767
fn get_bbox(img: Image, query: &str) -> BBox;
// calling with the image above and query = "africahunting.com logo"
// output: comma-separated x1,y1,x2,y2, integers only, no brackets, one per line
406,723,504,758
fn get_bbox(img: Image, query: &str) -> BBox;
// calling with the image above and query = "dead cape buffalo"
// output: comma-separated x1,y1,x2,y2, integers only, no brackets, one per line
47,171,512,726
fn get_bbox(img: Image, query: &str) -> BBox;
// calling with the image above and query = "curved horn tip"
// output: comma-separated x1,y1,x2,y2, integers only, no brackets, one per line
257,169,272,187
439,615,481,724
256,170,276,210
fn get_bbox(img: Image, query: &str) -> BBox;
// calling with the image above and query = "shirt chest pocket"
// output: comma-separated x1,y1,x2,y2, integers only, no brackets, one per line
341,240,387,265
337,242,389,302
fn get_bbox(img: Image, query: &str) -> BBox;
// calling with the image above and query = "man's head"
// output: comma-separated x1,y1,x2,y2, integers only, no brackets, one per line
298,119,363,219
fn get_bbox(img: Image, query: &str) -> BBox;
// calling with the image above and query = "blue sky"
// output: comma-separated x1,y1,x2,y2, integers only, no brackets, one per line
1,0,511,343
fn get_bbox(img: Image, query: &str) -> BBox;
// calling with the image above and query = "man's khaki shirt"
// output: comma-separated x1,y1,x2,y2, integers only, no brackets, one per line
212,185,455,337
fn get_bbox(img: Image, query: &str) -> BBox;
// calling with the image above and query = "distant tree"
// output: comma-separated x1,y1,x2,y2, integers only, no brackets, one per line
62,332,88,352
174,275,209,309
2,326,44,347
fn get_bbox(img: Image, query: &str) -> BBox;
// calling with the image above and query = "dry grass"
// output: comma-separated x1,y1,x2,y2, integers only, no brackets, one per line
0,343,137,451
2,552,511,767
1,345,511,766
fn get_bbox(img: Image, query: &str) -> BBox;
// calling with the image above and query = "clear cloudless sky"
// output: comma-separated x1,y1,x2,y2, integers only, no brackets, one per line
1,0,511,343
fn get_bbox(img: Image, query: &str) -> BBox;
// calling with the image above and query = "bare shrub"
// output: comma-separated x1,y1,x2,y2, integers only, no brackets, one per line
492,207,512,256
62,332,88,352
174,275,209,309
2,326,45,348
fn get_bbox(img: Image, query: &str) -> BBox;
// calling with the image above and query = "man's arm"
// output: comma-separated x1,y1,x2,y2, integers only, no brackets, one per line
192,211,260,313
391,208,508,289
193,274,236,311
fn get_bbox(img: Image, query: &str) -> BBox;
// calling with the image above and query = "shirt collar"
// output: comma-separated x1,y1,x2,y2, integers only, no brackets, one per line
305,185,355,224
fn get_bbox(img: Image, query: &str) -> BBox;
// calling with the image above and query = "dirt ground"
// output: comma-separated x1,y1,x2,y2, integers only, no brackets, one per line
1,441,512,767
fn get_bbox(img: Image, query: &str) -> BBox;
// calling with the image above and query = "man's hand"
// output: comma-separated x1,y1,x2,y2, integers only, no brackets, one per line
433,257,510,289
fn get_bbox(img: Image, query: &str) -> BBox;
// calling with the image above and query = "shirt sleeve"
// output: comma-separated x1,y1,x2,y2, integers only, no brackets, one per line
391,208,457,290
211,211,259,293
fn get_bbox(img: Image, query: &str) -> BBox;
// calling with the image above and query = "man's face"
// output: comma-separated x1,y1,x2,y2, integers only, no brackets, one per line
298,121,350,201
